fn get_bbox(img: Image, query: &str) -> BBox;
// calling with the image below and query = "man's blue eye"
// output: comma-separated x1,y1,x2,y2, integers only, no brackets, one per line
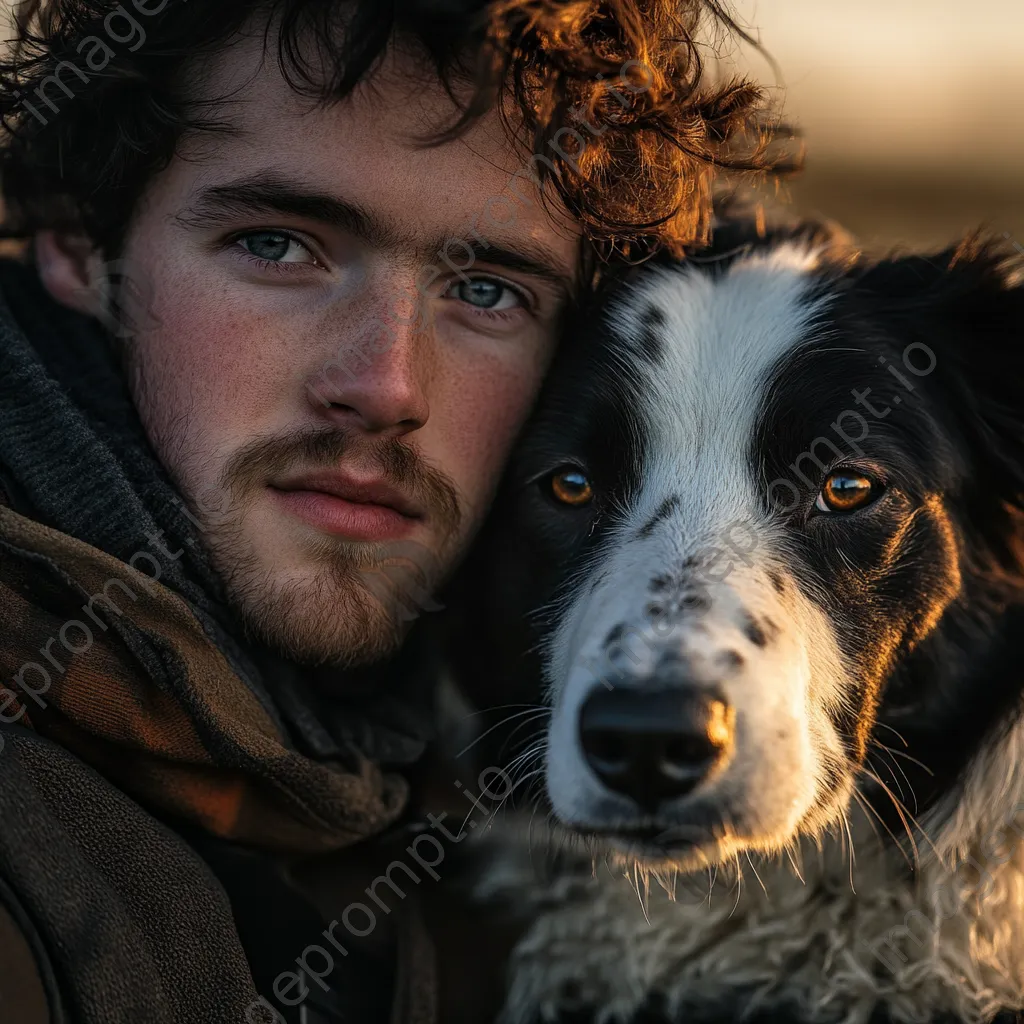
242,232,291,261
459,279,502,307
452,278,522,312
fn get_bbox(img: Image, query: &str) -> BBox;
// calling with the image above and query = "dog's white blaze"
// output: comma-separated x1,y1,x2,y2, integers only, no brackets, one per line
545,245,853,849
622,243,830,543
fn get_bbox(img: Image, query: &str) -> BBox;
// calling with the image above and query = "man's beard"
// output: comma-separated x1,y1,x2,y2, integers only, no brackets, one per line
188,427,462,668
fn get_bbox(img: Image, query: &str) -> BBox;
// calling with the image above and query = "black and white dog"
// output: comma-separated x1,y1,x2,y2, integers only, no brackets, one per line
447,221,1024,1024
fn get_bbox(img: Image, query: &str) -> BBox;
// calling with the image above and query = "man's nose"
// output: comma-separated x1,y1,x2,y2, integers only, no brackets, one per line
303,287,430,436
578,687,735,811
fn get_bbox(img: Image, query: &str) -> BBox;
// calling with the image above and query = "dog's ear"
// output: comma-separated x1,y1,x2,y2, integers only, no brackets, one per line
859,235,1024,510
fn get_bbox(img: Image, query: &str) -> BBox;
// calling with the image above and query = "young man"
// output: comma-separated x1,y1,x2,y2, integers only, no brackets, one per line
0,0,789,1020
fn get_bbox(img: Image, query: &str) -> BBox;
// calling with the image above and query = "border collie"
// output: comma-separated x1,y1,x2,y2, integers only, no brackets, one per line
446,221,1024,1024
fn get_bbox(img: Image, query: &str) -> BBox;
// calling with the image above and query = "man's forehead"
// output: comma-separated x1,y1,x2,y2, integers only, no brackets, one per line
183,27,582,274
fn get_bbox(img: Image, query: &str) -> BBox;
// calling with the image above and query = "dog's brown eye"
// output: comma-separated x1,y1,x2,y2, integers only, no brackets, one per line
815,472,880,513
549,468,594,507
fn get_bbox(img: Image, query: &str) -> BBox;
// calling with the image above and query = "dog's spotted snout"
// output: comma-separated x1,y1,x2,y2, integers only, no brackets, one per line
578,688,734,810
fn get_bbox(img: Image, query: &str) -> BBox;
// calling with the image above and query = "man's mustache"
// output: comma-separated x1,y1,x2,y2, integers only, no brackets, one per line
217,427,462,538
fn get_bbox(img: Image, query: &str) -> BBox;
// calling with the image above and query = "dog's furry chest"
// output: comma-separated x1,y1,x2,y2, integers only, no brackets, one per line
467,819,1024,1024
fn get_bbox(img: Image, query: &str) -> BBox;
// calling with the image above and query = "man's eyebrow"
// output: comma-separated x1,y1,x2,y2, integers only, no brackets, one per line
182,174,409,250
183,172,576,292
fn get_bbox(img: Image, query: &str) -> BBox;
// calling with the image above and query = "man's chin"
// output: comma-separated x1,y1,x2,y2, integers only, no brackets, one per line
234,575,415,669
216,538,435,669
199,503,451,668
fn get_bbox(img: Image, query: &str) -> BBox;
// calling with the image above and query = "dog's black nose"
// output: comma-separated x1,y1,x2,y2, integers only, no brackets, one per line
578,688,734,809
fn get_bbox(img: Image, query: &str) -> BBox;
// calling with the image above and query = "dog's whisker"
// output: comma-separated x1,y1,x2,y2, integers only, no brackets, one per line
627,860,651,924
458,744,545,836
873,741,933,776
496,716,551,761
503,744,547,781
874,721,911,748
859,767,939,870
745,852,769,899
869,741,924,813
458,702,547,722
867,747,910,808
848,787,883,846
851,784,915,871
840,808,857,894
729,853,744,917
456,707,549,759
784,843,805,885
484,767,545,828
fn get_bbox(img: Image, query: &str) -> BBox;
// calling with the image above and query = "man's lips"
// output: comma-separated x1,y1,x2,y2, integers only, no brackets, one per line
269,472,422,541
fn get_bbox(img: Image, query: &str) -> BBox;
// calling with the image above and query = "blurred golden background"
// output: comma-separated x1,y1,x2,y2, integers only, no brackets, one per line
724,0,1023,251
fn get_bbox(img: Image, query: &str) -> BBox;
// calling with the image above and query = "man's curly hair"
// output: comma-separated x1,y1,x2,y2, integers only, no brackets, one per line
0,0,799,259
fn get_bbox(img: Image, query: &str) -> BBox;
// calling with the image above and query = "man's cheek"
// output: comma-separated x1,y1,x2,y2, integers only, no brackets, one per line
146,295,282,406
452,399,533,522
129,320,249,486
